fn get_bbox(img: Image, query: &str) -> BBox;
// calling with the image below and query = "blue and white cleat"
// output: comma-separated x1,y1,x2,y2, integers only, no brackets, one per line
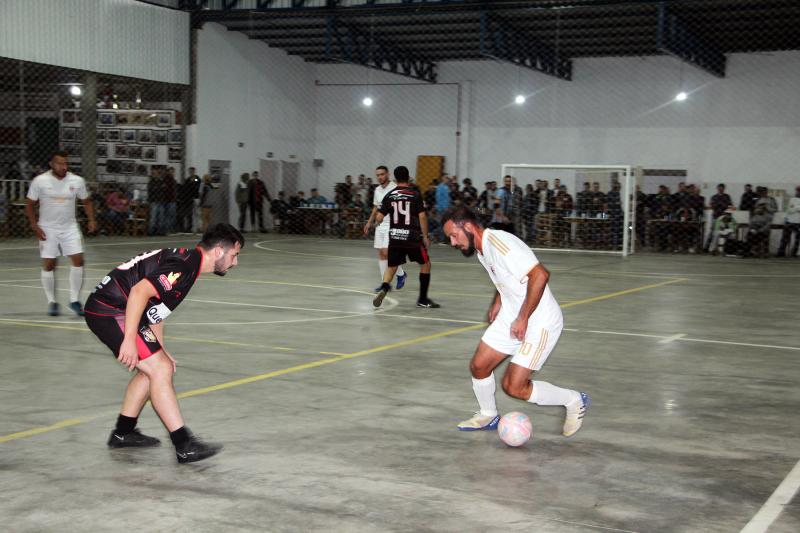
563,391,590,437
396,272,408,290
457,412,500,431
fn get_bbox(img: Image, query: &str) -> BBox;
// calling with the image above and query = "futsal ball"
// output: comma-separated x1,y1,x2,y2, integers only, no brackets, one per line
498,411,532,447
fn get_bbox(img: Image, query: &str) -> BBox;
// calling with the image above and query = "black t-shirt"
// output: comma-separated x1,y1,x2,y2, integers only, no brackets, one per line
379,186,425,247
85,247,203,324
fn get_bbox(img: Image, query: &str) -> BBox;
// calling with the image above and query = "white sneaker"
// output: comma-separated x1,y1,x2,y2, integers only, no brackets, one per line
457,412,500,431
563,392,590,437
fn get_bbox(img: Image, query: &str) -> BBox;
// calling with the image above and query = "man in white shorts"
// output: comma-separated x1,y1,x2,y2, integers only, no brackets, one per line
363,165,406,292
25,150,97,316
442,206,589,437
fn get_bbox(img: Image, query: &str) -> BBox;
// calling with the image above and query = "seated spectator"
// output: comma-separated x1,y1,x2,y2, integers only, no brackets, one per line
672,206,700,253
105,187,131,234
270,191,293,233
746,187,777,257
307,188,328,205
710,208,738,256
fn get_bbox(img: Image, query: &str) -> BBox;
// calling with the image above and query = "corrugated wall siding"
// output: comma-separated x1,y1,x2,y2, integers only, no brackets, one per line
0,0,189,84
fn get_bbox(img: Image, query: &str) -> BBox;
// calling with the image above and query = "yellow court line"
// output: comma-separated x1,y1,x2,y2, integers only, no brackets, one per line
560,278,687,308
0,279,686,444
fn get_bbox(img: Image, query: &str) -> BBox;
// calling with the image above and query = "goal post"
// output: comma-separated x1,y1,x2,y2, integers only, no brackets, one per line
499,163,633,257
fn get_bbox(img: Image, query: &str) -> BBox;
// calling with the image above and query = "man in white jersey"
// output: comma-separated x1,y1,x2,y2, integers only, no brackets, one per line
25,151,97,316
363,165,407,292
442,206,589,437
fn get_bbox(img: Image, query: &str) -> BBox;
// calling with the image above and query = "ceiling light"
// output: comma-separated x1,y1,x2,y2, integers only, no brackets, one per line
675,91,687,102
515,94,526,105
70,85,82,97
362,96,373,107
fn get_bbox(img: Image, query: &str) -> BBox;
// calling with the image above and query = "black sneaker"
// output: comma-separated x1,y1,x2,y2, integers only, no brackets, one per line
416,299,441,308
107,429,161,448
373,289,388,308
175,435,223,464
69,301,85,317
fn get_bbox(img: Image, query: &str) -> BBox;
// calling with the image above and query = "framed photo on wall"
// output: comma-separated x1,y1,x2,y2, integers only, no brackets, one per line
107,129,121,142
127,145,143,159
61,127,76,141
129,112,143,126
62,110,78,124
116,113,129,126
114,144,128,158
142,147,157,161
168,130,182,145
156,112,172,128
96,144,108,158
106,159,121,173
122,130,136,143
96,129,107,141
98,112,116,126
168,146,181,162
143,113,158,126
136,164,148,176
153,130,168,144
137,129,153,144
120,160,136,174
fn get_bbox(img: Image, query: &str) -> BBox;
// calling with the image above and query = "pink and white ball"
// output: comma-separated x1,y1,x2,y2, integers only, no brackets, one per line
498,411,532,447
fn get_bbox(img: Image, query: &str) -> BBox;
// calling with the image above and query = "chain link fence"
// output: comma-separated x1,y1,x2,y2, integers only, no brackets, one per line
2,0,799,259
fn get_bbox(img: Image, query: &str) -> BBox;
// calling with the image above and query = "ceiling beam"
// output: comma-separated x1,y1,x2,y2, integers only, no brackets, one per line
656,2,726,77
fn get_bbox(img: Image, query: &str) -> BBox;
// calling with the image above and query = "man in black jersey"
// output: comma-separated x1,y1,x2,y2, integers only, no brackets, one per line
372,166,439,309
85,223,244,463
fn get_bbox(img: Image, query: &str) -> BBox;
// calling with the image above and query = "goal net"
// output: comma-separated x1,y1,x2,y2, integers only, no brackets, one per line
497,164,633,256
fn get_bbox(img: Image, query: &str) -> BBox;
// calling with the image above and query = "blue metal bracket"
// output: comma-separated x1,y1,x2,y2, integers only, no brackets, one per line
324,16,437,83
479,11,572,81
656,2,725,78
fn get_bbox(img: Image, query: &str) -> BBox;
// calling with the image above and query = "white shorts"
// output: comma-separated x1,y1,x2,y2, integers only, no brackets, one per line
482,316,562,371
38,224,83,259
374,225,390,249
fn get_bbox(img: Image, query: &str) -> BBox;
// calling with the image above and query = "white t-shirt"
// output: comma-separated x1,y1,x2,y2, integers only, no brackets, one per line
786,196,800,224
26,171,88,227
373,181,396,229
477,229,562,327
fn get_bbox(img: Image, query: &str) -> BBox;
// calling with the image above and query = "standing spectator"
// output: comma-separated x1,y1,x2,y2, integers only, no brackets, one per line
436,177,451,213
105,187,131,235
606,182,623,248
235,173,250,232
461,178,478,204
498,175,523,236
777,185,800,258
634,184,648,247
672,182,691,213
588,182,604,217
199,174,215,233
177,168,200,233
704,183,733,252
523,183,538,243
739,184,759,212
746,187,777,257
147,167,167,236
576,182,591,217
164,167,177,233
552,186,574,247
248,171,270,233
424,179,438,212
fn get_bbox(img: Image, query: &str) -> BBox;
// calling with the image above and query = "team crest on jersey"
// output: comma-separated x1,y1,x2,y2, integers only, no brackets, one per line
158,271,182,291
140,327,157,343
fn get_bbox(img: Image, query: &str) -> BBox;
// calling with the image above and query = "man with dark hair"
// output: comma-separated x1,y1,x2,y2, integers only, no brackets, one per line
248,171,270,233
363,165,407,292
177,167,200,233
739,184,759,212
441,206,588,436
84,223,244,463
25,150,97,316
373,166,439,309
704,183,733,252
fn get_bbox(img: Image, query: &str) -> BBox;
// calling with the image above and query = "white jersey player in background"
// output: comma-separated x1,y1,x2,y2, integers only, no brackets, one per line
363,165,407,292
442,206,589,437
25,150,96,316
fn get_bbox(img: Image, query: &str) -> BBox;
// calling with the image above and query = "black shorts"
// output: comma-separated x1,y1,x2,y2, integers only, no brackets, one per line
85,312,162,360
388,243,429,267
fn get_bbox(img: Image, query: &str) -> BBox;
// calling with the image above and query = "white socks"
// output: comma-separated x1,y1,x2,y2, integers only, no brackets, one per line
528,380,579,407
397,265,405,277
41,270,56,303
472,373,498,417
69,266,84,303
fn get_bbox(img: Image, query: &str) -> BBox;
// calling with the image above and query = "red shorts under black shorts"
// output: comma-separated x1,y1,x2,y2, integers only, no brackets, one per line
85,312,162,360
388,243,429,267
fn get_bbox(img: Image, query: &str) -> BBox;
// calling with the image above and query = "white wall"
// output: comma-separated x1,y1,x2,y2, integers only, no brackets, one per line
314,51,800,201
188,22,317,220
0,0,190,84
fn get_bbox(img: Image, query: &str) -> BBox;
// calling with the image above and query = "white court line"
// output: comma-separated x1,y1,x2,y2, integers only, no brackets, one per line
375,313,484,324
593,270,800,279
679,337,800,351
740,458,800,533
0,236,312,252
659,333,687,343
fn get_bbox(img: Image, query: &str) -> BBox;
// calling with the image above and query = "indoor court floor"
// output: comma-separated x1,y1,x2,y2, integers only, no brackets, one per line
0,234,798,532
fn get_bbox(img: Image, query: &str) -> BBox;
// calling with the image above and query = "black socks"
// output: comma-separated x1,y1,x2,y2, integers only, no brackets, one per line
115,414,137,435
419,273,430,301
170,426,190,447
380,282,391,292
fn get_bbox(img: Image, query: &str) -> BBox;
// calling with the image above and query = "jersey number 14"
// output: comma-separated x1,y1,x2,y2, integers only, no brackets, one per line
391,200,411,226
